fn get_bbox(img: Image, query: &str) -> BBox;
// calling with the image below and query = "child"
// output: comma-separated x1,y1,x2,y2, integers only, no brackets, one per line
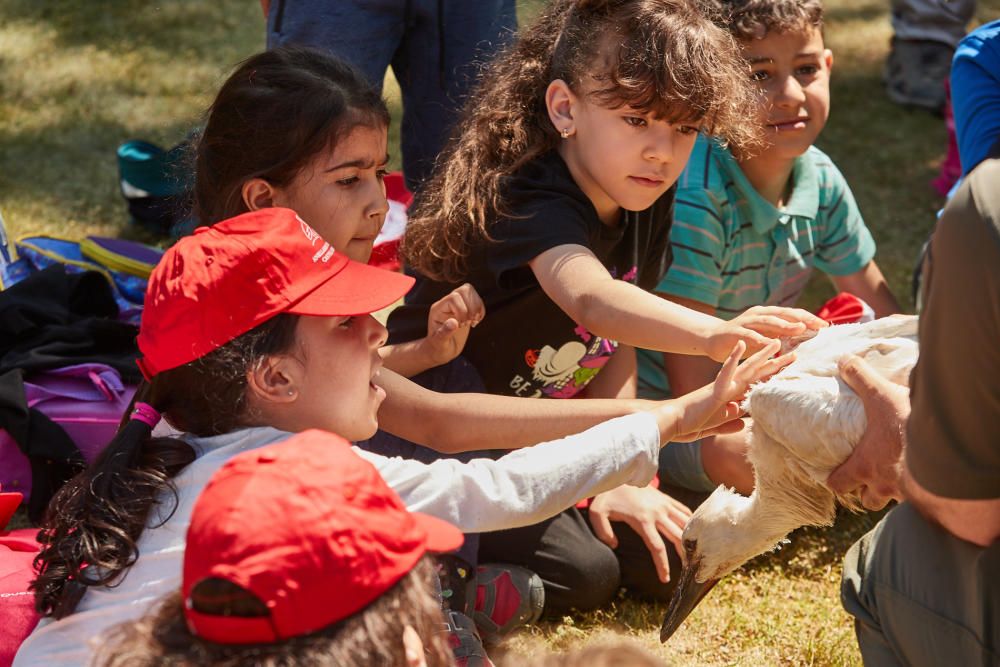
390,0,826,612
16,209,789,667
192,45,733,461
634,0,901,494
96,429,459,667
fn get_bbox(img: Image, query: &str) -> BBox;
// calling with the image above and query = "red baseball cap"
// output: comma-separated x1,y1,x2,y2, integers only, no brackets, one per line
136,208,414,379
182,429,463,645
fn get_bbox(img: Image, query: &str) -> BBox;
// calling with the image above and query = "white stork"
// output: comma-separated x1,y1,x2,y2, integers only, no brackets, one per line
660,315,919,641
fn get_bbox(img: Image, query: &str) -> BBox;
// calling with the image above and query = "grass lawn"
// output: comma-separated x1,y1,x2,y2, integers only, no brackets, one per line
1,0,997,664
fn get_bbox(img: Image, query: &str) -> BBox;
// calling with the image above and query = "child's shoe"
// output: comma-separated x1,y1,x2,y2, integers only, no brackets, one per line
473,563,545,645
444,609,495,667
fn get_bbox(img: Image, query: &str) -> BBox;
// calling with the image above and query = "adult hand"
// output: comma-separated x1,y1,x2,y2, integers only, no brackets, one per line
706,306,827,362
588,485,692,583
827,355,911,510
423,283,485,366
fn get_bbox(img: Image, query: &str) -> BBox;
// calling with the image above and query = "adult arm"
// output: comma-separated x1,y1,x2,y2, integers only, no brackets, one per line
830,261,902,318
903,467,1000,547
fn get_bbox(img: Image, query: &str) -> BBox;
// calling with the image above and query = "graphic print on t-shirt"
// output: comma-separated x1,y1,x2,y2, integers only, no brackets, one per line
508,263,636,398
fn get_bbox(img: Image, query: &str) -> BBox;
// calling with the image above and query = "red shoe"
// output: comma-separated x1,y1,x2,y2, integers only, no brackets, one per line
473,563,545,645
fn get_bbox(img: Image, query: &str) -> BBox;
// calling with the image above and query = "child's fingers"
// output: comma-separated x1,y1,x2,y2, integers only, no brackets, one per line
748,306,828,329
716,340,745,386
635,521,671,583
739,329,773,354
742,315,808,338
589,509,618,549
458,284,486,324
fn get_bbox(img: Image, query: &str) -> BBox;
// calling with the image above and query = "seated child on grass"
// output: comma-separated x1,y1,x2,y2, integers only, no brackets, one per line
636,0,901,495
387,0,827,616
16,208,788,667
96,429,459,667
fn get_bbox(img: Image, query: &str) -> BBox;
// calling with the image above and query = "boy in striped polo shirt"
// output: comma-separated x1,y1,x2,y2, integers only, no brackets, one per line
638,0,900,494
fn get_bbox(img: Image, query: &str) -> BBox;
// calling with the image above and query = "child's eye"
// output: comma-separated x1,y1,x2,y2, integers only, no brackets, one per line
376,168,389,180
750,70,769,82
336,176,359,186
338,316,355,328
623,116,647,128
796,65,820,76
676,125,700,136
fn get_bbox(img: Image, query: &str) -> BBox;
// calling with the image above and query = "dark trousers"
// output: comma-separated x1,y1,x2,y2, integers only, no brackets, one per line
267,0,517,191
478,484,710,615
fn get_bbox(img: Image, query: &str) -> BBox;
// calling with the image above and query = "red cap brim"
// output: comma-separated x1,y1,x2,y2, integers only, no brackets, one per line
411,512,464,554
288,260,415,317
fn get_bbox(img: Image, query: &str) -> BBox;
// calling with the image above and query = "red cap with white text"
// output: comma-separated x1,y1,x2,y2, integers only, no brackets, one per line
136,208,413,379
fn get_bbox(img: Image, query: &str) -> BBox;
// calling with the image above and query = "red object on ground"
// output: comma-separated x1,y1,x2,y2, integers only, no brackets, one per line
816,292,876,325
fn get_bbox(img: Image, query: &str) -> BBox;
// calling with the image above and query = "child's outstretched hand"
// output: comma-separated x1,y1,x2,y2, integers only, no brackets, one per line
673,339,794,441
424,283,485,366
705,306,826,362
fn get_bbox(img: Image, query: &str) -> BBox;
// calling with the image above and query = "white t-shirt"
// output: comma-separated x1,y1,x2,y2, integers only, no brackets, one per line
14,413,660,666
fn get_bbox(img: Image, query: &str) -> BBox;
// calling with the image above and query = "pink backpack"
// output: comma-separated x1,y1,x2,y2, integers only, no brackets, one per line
0,363,137,503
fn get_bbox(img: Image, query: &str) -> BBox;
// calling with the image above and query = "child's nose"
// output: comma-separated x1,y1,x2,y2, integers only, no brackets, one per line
365,315,389,348
368,181,390,220
644,127,675,162
775,75,807,106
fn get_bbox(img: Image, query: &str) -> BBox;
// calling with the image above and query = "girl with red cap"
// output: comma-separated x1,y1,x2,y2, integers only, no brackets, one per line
18,208,790,666
97,430,460,667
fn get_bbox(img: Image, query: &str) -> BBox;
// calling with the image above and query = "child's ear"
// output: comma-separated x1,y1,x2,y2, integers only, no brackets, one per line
246,355,300,405
545,79,577,137
824,49,834,74
241,178,278,212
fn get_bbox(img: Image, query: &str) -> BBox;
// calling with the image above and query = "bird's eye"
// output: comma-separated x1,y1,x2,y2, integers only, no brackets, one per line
683,538,697,552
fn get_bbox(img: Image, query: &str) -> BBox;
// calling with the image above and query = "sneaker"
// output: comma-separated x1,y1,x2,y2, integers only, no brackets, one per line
884,38,953,114
473,563,545,645
443,610,495,667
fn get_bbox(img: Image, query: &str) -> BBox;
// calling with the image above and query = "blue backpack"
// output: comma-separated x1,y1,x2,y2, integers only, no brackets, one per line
0,224,163,325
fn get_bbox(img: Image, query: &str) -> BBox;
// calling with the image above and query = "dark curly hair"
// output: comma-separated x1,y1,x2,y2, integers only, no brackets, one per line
31,314,300,619
402,0,762,283
706,0,824,42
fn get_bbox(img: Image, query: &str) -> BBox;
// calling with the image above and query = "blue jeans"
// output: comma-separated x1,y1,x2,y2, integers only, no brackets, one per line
267,0,517,191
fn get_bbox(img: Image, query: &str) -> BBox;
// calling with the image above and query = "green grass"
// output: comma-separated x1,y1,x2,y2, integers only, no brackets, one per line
2,0,998,664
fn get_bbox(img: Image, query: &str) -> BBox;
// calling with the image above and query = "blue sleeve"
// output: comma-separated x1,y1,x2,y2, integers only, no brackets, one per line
952,20,1000,175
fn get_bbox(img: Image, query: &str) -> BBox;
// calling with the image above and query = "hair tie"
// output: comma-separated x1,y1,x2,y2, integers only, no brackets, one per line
131,402,161,429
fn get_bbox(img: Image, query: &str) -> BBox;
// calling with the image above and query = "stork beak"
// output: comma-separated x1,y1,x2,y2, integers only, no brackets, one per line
659,556,719,642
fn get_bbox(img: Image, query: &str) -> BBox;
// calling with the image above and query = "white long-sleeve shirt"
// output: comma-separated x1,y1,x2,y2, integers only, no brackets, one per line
14,413,660,666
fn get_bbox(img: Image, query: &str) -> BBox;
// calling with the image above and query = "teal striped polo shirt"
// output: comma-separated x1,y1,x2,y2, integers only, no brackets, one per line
637,136,876,398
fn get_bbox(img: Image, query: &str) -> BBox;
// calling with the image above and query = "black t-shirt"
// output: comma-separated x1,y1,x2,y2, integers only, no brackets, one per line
389,150,674,398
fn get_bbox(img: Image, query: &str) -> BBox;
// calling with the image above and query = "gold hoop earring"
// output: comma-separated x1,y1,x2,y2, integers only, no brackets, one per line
561,127,572,139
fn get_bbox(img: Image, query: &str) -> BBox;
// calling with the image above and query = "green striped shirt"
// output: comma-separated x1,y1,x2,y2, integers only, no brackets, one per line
637,136,876,398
